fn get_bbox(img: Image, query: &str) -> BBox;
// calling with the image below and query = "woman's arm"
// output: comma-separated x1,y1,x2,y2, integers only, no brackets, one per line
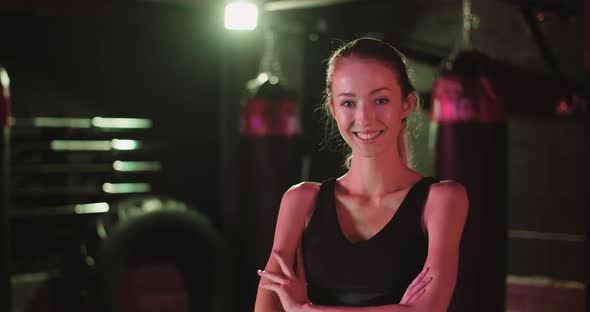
297,180,469,312
254,182,320,312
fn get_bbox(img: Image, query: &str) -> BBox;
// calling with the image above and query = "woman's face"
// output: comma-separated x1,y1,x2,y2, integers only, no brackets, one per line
329,57,413,158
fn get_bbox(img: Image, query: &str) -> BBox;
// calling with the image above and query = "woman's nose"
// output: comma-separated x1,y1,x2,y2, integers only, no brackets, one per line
356,103,376,125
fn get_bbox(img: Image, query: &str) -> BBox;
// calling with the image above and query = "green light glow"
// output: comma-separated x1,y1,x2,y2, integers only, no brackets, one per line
225,2,258,30
33,117,92,128
112,161,161,172
0,67,10,87
111,139,140,150
102,183,151,194
74,202,110,214
50,140,112,151
92,117,152,129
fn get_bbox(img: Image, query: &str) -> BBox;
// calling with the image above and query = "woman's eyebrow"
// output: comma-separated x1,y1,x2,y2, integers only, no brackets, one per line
369,87,391,95
337,87,391,98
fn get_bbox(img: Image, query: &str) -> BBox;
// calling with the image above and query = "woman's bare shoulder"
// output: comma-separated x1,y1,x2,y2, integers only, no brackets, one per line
430,179,467,196
270,181,322,255
425,179,469,217
279,181,322,226
284,181,321,200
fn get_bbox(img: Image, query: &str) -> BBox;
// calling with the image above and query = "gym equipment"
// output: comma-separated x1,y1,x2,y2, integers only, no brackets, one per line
0,64,12,312
430,1,508,310
238,31,303,310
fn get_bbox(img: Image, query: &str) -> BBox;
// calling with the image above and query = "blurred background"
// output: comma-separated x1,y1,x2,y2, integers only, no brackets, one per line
0,0,587,311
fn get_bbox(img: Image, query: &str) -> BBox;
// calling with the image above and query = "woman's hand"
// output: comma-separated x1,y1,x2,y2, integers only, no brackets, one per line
258,248,310,312
400,267,432,304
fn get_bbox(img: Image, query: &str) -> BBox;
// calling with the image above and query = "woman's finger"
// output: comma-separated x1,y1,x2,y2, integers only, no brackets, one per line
258,270,288,285
259,282,280,293
273,251,294,279
400,294,408,304
415,276,433,291
400,286,412,304
407,267,429,291
406,287,426,304
401,273,432,304
259,282,289,308
403,276,432,304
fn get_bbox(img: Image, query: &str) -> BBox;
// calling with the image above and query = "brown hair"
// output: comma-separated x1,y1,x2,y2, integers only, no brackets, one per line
322,37,422,168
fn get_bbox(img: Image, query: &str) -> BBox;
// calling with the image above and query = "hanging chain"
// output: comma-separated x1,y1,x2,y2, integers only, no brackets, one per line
259,30,282,75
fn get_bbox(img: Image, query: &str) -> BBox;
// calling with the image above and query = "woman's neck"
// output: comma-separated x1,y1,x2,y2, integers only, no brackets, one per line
341,151,418,196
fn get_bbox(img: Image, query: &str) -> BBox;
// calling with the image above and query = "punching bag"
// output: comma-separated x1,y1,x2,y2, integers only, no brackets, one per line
430,51,507,311
0,65,11,312
238,72,302,310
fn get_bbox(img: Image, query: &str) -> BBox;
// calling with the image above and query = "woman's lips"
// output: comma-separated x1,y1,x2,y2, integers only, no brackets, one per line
353,130,383,142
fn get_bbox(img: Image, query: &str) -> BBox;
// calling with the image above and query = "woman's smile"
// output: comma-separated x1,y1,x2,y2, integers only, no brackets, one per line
353,130,384,142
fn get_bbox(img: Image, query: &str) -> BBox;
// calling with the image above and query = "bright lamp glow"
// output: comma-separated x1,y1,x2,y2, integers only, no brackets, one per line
225,2,258,30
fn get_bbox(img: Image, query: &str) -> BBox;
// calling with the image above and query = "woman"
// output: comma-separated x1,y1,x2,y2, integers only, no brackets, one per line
254,37,468,312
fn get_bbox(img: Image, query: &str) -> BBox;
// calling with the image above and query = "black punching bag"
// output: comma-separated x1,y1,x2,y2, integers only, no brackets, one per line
0,65,11,312
238,73,302,310
430,51,507,311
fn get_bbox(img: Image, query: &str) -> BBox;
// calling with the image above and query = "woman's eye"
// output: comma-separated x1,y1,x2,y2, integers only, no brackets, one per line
376,98,389,105
341,101,354,107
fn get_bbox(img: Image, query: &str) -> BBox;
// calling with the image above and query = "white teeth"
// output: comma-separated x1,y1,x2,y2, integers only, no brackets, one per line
356,131,381,140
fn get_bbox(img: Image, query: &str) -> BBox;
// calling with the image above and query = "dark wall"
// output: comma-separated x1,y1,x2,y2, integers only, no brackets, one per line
0,4,222,223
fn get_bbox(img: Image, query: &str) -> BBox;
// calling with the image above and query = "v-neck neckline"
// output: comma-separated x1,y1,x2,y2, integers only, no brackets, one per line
332,177,427,246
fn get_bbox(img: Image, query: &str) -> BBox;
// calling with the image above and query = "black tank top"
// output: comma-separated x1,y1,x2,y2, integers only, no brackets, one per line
302,177,438,307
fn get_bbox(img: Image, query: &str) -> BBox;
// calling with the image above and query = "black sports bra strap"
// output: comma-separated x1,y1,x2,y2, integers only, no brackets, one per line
306,178,337,230
413,177,439,209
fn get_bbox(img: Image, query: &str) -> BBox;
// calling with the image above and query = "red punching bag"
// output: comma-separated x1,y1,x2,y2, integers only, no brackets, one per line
0,65,12,312
430,51,508,311
238,31,303,311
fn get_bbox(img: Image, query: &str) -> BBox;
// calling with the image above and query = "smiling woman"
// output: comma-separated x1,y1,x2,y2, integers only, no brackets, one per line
324,39,422,169
254,37,468,312
328,56,413,163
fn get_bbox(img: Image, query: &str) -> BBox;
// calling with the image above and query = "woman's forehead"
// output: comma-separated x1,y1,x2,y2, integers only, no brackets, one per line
332,57,401,93
336,56,396,70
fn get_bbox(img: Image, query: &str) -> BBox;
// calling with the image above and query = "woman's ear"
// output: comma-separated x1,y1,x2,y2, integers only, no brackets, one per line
327,97,335,116
402,92,416,118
